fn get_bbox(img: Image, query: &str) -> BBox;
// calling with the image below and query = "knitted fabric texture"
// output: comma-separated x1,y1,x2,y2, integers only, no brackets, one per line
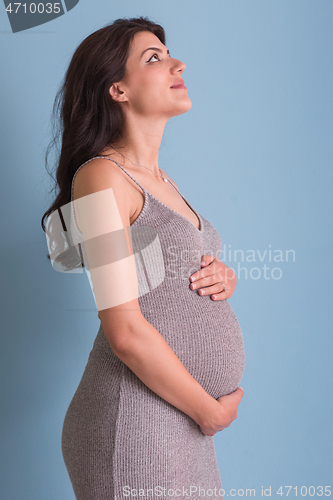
61,157,245,500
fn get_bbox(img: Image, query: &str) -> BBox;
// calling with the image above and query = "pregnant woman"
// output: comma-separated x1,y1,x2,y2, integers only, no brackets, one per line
41,16,245,500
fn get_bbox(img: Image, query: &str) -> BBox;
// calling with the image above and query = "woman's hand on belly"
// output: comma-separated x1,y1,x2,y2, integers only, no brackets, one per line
198,386,244,437
189,255,237,301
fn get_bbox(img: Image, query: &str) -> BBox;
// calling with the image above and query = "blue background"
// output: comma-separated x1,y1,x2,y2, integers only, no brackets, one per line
0,1,332,498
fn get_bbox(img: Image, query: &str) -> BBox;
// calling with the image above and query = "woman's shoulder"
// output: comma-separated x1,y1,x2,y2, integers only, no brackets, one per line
72,156,137,223
72,156,137,233
73,156,130,201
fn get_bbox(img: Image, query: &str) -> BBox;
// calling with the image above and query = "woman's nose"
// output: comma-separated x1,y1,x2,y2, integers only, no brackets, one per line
171,58,186,73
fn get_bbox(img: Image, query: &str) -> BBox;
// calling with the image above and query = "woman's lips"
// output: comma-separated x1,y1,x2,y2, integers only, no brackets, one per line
171,78,187,89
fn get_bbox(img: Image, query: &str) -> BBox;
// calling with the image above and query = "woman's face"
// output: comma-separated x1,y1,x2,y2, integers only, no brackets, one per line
111,31,192,119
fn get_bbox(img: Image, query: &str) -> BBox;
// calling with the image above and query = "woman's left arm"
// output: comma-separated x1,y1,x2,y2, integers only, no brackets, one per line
189,255,237,300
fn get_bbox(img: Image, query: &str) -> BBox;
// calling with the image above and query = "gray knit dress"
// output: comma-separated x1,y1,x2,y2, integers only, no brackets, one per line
61,157,245,500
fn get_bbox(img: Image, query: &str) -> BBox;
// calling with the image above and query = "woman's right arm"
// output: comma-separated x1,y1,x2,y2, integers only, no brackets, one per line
73,158,244,436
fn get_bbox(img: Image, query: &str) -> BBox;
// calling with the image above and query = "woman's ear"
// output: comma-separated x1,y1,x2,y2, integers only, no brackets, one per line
109,83,128,102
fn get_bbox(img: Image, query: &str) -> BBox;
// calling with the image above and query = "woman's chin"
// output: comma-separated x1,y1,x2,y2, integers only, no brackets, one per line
171,98,192,117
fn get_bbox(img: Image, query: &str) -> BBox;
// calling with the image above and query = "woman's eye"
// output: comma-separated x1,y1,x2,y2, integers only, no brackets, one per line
148,53,160,63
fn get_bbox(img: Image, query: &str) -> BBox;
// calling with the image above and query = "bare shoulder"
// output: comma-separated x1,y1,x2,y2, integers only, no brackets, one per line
73,157,129,199
73,157,144,342
73,157,136,223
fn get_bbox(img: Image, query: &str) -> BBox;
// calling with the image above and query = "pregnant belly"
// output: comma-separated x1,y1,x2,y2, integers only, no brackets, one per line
139,287,246,400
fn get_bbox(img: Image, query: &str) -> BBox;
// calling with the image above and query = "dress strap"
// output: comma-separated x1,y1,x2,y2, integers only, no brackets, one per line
98,156,179,193
93,156,147,192
71,155,179,199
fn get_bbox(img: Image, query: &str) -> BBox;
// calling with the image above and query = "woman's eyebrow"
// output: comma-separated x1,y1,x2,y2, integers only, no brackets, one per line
141,47,170,58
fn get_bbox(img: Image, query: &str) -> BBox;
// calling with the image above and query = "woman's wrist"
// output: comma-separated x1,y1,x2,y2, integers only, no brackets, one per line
193,393,223,429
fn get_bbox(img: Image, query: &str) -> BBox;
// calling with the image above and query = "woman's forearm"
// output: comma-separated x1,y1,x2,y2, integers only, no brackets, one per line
110,315,221,428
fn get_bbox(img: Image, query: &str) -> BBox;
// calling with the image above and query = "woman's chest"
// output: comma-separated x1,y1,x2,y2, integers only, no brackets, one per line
128,176,201,231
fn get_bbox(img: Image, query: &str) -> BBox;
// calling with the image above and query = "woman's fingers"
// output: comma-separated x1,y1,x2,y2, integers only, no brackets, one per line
189,257,237,300
199,387,244,436
190,272,226,290
199,285,230,300
190,279,230,300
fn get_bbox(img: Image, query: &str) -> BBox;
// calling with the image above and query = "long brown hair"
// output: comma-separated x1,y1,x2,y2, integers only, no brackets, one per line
41,16,166,268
